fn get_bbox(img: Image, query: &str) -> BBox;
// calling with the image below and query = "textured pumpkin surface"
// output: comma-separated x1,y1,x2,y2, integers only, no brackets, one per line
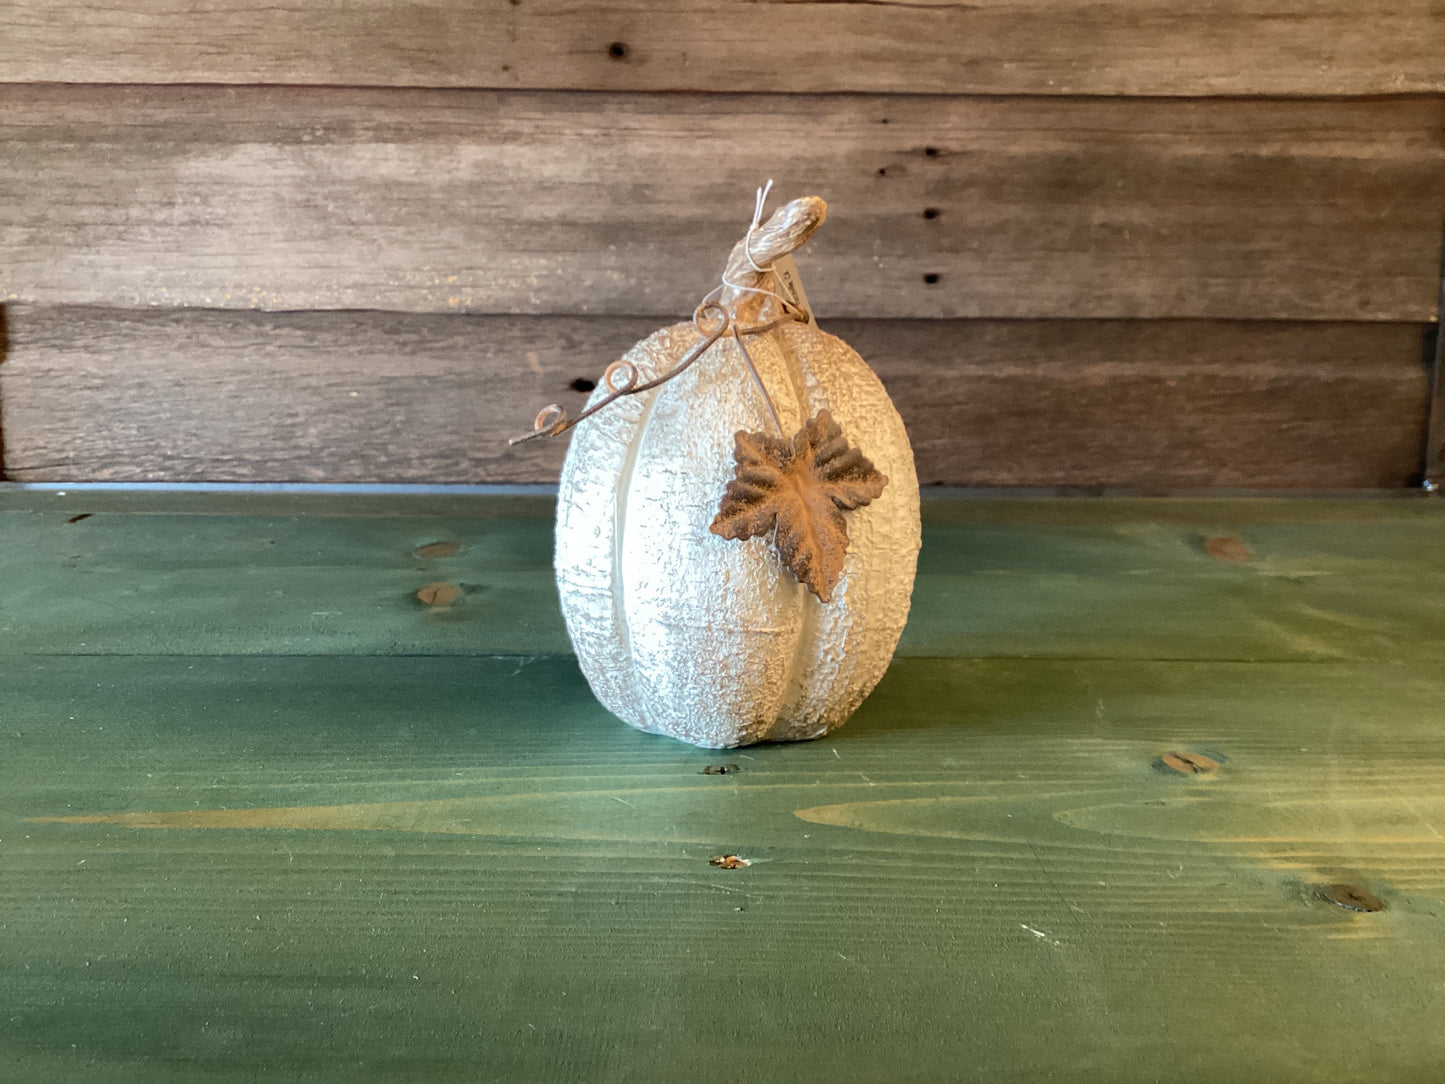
555,320,921,747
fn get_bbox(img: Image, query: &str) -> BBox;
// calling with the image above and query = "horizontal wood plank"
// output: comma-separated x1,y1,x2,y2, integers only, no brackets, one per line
3,86,1442,321
6,650,1445,1079
0,306,1429,487
3,495,1443,1077
1,491,1443,663
3,0,1441,97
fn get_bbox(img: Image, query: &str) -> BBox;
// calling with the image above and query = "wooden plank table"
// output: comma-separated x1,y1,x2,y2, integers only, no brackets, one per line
2,489,1443,1081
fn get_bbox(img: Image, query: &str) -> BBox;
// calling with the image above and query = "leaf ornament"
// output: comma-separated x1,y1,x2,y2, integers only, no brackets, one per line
710,410,888,602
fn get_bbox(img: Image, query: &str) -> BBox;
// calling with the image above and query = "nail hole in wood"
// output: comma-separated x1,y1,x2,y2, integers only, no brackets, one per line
607,41,629,59
922,208,941,220
924,146,940,157
709,855,750,869
923,273,941,285
571,377,597,393
877,167,888,177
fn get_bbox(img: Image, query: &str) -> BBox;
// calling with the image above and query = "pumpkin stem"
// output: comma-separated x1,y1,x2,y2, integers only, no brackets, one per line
508,189,823,446
718,195,827,324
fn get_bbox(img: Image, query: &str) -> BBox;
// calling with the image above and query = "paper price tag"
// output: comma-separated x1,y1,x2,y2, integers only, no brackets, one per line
770,254,816,326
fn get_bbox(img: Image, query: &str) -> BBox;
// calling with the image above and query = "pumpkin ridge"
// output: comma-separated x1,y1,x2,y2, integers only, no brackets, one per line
772,343,828,739
770,323,811,428
609,325,689,735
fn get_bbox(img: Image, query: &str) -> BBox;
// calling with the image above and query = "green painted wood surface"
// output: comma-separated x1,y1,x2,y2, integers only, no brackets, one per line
1,491,1441,663
2,491,1444,1081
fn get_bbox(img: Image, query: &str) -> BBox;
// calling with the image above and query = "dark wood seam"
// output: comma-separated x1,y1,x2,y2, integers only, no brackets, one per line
1421,222,1445,491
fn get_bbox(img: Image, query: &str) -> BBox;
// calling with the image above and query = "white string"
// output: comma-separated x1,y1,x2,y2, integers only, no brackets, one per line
717,178,798,315
743,178,773,272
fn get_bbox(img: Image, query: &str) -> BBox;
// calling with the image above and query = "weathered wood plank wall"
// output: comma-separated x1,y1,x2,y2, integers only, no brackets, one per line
6,0,1442,95
0,2,1442,487
1,307,1427,487
4,89,1442,321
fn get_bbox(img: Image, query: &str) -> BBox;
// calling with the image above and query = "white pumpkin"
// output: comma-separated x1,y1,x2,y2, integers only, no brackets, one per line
553,196,921,748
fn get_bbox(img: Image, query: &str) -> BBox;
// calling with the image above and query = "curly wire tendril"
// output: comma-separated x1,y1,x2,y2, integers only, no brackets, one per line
507,180,804,446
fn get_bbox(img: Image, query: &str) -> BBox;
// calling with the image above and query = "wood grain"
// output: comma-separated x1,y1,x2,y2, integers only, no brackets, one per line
2,490,1442,665
0,306,1428,488
3,86,1442,320
3,0,1441,97
4,650,1445,1077
3,495,1442,1077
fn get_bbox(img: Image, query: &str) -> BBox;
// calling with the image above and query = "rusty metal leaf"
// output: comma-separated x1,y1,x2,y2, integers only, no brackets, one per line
709,410,888,602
